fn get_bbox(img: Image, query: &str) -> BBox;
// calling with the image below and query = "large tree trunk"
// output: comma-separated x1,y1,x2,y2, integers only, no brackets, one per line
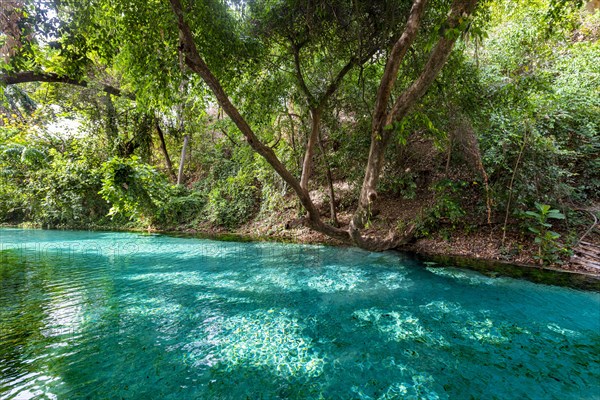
352,0,428,228
353,0,479,230
300,107,321,191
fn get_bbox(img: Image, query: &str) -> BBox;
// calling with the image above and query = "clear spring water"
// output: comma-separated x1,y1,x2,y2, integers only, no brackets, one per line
0,229,598,400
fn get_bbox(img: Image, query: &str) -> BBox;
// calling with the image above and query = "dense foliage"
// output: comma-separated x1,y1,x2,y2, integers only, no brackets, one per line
1,0,598,263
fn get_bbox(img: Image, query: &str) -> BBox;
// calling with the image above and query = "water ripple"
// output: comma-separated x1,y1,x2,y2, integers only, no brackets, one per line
0,229,599,399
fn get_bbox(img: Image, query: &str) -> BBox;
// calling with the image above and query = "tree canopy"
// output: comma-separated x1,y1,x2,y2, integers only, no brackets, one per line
1,0,598,262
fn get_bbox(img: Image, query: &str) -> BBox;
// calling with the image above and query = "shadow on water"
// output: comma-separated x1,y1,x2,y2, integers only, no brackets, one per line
412,252,600,292
153,229,600,291
1,229,599,399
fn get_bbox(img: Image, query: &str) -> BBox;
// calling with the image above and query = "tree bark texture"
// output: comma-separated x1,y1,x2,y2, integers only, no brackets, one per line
177,134,189,185
318,129,339,227
155,120,176,181
354,0,479,229
300,108,321,191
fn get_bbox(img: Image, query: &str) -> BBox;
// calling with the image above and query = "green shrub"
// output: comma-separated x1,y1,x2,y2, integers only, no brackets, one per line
379,171,417,199
205,171,259,229
99,156,172,226
478,1,600,215
156,187,207,228
415,179,468,238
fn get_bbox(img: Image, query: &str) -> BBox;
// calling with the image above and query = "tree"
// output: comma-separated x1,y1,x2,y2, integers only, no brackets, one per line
0,0,484,249
249,0,413,226
169,0,480,250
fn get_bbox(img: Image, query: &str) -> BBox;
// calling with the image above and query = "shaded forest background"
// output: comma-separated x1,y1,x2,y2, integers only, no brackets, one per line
1,0,598,266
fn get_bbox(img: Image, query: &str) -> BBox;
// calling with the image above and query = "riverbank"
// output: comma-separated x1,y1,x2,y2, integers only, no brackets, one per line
167,196,600,272
159,224,600,291
3,219,599,291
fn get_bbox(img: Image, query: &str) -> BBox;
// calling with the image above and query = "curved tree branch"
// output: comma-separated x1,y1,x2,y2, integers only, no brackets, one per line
318,57,356,108
169,0,350,243
291,44,316,106
298,50,373,192
371,0,429,134
1,71,134,99
354,0,479,229
388,0,479,124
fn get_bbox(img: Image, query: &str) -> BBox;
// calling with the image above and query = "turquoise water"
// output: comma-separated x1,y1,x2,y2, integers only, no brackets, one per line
0,229,599,399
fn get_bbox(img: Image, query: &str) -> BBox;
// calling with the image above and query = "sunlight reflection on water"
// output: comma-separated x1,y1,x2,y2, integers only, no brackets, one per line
0,228,599,399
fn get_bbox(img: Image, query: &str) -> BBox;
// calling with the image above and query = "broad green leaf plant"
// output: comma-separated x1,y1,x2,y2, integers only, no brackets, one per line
524,202,566,265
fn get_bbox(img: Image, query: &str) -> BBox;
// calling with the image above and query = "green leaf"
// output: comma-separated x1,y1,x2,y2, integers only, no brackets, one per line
524,211,540,219
536,203,551,214
547,210,565,219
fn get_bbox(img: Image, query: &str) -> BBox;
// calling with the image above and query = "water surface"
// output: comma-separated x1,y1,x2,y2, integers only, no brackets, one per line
1,229,599,399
